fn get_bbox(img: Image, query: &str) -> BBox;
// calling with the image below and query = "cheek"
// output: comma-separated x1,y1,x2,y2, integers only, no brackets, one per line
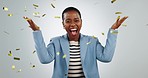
63,26,69,31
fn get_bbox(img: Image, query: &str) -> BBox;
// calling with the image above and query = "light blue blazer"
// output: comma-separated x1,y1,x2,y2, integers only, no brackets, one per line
33,29,118,78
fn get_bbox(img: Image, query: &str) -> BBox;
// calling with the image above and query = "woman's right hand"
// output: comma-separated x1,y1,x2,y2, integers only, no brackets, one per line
23,16,40,31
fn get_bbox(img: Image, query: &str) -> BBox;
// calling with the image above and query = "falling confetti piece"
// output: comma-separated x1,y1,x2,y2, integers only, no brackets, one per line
16,48,20,50
12,65,15,70
33,12,40,16
18,69,21,72
86,42,91,45
33,4,39,9
3,31,9,35
101,33,105,35
117,16,120,20
32,65,35,68
92,36,97,39
62,54,66,58
33,4,39,7
3,7,8,11
14,57,20,60
111,0,116,3
54,16,60,18
33,50,36,54
23,16,29,20
33,12,40,18
115,12,122,14
122,24,127,27
110,30,118,34
56,52,60,55
8,51,12,56
51,3,55,8
42,14,46,17
8,14,13,16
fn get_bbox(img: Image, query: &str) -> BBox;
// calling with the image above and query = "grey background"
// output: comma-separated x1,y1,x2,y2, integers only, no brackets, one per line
0,0,148,78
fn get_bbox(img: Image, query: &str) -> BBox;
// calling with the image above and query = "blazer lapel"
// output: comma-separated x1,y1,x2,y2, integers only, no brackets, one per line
59,34,88,67
80,34,88,64
60,34,70,68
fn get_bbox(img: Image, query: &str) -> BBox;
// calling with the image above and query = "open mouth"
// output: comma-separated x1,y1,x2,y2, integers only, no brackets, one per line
70,28,78,36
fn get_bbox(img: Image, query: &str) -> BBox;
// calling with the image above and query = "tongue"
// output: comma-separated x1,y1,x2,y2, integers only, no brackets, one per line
71,31,77,36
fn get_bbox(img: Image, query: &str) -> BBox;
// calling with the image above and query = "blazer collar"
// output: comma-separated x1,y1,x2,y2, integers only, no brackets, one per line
60,33,88,67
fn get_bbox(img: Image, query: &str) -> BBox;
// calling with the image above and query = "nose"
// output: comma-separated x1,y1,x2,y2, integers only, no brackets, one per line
70,23,75,27
70,21,76,27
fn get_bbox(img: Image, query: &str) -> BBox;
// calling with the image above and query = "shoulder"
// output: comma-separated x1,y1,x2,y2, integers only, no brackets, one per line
82,34,98,39
49,35,63,42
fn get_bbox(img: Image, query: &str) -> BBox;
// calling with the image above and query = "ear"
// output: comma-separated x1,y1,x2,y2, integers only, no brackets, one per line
62,21,65,29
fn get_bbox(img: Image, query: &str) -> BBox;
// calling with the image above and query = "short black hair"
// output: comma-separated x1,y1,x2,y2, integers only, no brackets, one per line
62,7,81,21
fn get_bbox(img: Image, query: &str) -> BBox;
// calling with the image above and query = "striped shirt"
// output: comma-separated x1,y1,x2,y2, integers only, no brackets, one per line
68,41,85,78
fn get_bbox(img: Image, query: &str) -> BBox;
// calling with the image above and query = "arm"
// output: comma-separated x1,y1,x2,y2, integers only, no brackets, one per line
96,16,128,62
23,17,55,64
96,29,118,62
33,30,55,64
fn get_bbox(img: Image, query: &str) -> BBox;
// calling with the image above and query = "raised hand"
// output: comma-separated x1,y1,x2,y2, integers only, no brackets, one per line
111,16,128,29
23,16,40,31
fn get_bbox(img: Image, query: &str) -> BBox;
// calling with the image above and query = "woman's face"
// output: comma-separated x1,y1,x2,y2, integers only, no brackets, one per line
62,10,82,41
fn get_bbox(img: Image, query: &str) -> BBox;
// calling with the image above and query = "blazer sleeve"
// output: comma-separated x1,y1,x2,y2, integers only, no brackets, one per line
96,28,118,62
33,30,55,64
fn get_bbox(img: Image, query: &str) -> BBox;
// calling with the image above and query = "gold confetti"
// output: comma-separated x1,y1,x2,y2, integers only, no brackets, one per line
12,65,15,70
3,7,8,11
42,14,46,17
92,36,97,39
86,42,91,45
8,14,13,16
115,12,122,14
33,4,39,9
18,69,21,72
54,16,60,18
122,24,127,27
51,3,55,8
16,48,20,50
14,57,20,60
32,65,35,68
110,30,118,34
33,12,40,16
56,52,60,55
101,32,105,35
8,51,12,56
111,0,116,3
33,12,40,18
62,54,66,58
117,16,120,20
23,16,29,21
33,50,36,54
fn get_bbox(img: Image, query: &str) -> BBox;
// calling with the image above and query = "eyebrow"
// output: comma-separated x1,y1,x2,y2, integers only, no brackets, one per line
65,18,80,20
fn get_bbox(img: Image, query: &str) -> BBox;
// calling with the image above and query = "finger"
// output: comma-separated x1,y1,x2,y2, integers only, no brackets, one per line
115,16,120,27
118,16,128,25
23,16,30,21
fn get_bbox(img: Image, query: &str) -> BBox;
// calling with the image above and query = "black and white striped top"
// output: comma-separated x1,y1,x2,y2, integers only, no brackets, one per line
68,41,85,78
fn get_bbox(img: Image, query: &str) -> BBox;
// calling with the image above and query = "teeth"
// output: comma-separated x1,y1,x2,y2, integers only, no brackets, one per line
71,29,77,31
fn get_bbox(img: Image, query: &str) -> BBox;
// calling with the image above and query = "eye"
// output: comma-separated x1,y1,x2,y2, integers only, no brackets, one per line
65,20,71,23
75,19,79,22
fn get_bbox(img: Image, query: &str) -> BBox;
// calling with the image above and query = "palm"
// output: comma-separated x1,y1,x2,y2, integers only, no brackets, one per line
23,16,40,31
111,16,128,29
